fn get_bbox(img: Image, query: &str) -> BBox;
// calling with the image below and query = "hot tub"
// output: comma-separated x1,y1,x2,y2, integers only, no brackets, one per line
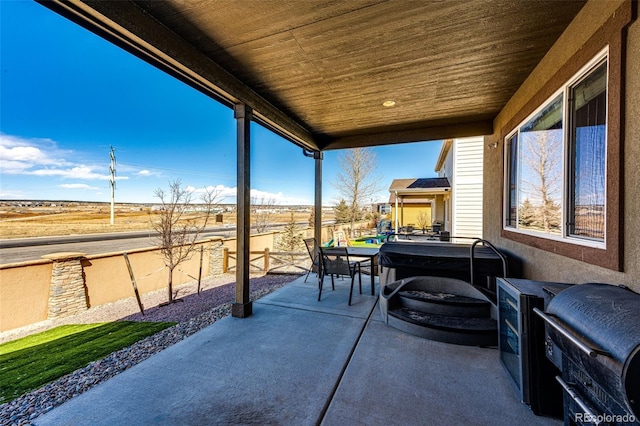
379,240,513,294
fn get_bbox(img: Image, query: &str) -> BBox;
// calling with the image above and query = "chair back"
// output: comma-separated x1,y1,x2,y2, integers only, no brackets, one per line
319,247,352,276
303,238,317,260
304,238,320,273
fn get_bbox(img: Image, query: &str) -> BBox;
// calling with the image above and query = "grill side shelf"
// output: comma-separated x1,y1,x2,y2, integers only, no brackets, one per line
533,308,611,358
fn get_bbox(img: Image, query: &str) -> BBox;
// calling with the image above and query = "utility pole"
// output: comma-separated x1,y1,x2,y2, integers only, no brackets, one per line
110,146,116,225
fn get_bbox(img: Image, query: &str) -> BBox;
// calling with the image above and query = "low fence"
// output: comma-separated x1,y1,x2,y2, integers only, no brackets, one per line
222,249,309,275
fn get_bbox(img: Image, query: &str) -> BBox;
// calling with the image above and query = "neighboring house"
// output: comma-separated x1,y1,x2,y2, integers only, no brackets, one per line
372,202,391,217
434,137,484,238
388,177,451,233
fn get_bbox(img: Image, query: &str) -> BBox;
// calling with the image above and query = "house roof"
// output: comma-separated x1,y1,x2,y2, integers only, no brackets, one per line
40,0,586,152
434,140,453,173
388,177,451,203
389,178,451,192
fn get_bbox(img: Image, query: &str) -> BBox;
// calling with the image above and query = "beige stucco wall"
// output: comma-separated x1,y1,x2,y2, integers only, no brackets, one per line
221,231,276,252
484,0,639,291
0,234,269,333
83,239,216,308
0,261,52,331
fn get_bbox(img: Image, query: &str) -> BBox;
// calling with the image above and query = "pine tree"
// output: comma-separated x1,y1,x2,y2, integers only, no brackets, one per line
308,209,315,228
518,198,536,228
278,212,303,261
334,199,352,224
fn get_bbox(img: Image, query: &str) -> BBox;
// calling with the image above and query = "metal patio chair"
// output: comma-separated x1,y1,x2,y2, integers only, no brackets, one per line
303,237,321,283
318,246,362,305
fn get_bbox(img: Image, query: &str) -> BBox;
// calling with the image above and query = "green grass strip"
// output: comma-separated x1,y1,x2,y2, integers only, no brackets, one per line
0,321,175,404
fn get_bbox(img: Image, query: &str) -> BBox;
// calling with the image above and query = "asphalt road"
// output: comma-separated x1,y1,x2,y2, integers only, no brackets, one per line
0,221,322,264
0,227,236,265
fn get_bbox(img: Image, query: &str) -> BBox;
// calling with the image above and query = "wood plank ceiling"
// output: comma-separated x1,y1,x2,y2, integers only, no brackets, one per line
41,0,586,151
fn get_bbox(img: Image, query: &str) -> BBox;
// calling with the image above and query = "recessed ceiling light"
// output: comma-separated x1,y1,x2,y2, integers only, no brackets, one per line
382,100,396,107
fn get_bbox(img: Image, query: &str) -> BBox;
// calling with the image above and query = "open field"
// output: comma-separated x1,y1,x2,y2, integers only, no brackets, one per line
1,205,161,238
0,202,321,239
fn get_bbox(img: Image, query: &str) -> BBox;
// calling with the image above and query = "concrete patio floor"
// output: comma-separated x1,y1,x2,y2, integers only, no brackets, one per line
34,275,562,425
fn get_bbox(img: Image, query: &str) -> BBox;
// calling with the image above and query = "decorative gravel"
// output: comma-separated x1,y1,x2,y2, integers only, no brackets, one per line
0,273,300,426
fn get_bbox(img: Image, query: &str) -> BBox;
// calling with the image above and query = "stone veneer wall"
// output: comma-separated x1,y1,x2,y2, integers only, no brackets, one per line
41,252,88,319
208,237,225,276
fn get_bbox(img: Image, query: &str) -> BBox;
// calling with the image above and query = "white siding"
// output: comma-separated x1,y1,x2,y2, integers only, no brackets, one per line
442,151,454,179
452,137,483,238
437,146,455,233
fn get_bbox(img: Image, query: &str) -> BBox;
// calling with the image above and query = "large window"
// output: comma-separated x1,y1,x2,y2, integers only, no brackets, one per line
568,61,607,241
504,51,607,247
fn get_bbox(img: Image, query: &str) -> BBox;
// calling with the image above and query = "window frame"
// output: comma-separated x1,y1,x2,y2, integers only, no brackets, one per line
498,0,631,272
503,49,608,250
565,59,609,243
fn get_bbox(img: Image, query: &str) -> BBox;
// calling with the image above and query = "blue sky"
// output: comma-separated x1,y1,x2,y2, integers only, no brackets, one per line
0,1,442,205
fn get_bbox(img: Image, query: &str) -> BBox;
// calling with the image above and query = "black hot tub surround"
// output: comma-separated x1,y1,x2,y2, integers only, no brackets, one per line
536,283,640,425
378,239,516,347
378,240,513,299
380,276,498,347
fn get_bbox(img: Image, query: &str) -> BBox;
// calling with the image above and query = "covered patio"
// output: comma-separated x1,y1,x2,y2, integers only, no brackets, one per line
34,274,559,425
36,0,594,317
26,0,640,424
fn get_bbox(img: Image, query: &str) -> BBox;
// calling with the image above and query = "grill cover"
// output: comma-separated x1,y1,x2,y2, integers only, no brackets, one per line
546,283,640,418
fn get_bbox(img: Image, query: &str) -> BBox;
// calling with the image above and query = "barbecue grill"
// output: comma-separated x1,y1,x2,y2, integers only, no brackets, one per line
535,283,640,425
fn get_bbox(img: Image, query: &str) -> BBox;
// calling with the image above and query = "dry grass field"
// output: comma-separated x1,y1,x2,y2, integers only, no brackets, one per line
1,204,159,238
0,203,318,239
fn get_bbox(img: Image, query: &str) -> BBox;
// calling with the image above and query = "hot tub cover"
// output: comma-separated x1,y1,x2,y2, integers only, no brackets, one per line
379,241,507,283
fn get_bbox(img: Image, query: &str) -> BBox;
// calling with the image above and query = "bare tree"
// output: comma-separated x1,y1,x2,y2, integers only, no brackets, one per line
416,210,430,233
251,196,276,233
332,148,382,236
520,130,562,233
152,179,222,304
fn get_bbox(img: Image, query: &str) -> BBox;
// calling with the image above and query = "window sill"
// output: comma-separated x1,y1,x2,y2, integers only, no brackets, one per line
503,227,606,250
501,228,620,271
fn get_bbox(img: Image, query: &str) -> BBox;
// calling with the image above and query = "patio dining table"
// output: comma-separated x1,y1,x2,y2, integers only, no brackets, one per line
323,246,379,295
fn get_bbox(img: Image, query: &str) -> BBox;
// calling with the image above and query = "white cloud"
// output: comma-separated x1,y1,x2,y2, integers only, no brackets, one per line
250,188,285,203
188,185,311,205
0,188,25,199
59,183,99,190
137,169,151,176
0,133,128,181
211,185,237,199
31,165,108,180
0,134,70,171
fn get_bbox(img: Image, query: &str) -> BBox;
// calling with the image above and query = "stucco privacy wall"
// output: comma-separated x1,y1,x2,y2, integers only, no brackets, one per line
0,226,339,333
82,245,211,308
0,261,52,332
484,0,639,291
0,234,257,332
